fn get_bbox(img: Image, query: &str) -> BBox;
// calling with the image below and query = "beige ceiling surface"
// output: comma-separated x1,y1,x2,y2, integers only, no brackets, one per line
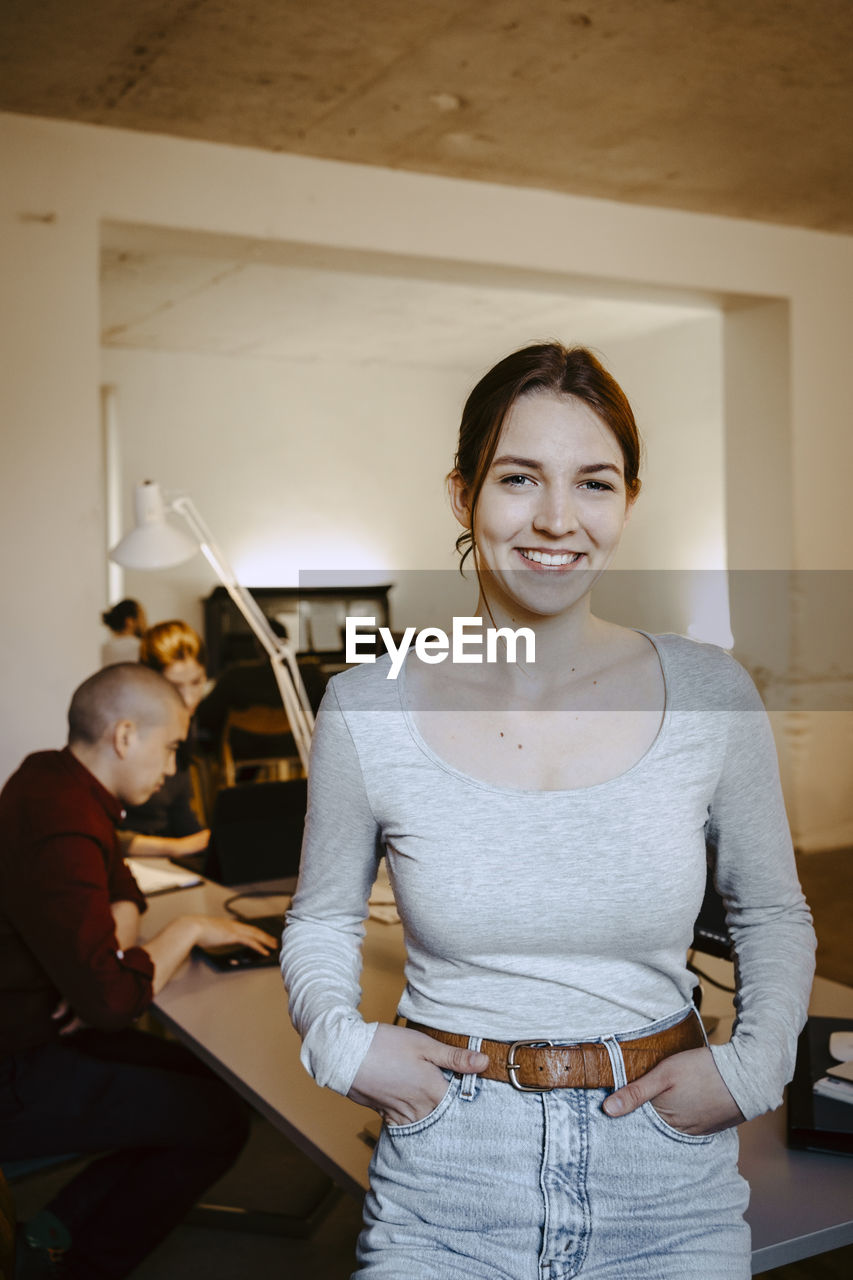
3,0,852,234
100,225,718,365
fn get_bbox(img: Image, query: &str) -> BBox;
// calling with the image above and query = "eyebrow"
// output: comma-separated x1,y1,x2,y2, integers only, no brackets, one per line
492,455,623,476
577,462,623,477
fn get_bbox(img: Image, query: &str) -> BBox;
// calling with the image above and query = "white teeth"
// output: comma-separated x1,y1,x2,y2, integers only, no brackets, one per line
519,549,581,567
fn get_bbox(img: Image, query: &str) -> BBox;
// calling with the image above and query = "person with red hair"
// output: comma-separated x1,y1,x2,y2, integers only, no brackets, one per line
119,621,210,859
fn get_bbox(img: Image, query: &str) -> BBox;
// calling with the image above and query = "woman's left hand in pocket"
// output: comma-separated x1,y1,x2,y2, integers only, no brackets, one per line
602,1047,745,1135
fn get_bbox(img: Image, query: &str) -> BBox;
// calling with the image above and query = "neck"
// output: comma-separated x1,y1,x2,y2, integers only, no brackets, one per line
68,741,118,798
471,590,605,691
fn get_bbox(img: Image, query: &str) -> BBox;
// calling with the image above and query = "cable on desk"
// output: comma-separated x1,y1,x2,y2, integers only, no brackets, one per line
223,890,293,920
687,950,736,994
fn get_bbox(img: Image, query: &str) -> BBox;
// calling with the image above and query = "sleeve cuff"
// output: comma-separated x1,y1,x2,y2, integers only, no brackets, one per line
299,1015,379,1097
709,1041,784,1123
112,876,148,914
118,944,155,981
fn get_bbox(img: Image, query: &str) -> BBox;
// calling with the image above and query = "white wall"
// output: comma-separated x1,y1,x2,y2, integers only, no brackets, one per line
102,312,725,641
102,347,471,634
2,111,852,849
607,317,725,566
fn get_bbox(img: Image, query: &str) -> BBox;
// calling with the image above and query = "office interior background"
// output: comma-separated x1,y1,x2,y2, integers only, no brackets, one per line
1,0,852,865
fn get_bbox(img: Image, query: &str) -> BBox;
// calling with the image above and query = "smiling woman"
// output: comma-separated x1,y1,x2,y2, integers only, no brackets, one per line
281,342,816,1280
451,343,642,573
451,392,634,625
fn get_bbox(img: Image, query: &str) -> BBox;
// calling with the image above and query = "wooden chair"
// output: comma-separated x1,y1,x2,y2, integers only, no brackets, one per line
189,754,220,827
220,706,302,787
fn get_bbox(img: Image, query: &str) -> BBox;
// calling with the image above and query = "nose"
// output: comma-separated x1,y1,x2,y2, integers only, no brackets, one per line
532,481,580,538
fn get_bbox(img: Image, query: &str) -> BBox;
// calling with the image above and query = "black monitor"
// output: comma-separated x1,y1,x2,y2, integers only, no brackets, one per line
204,778,307,886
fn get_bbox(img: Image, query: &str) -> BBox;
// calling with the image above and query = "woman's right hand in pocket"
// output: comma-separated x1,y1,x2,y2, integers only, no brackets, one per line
347,1023,489,1126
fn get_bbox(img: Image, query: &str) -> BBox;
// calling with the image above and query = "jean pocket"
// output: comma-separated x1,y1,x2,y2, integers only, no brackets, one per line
383,1072,459,1138
641,1100,718,1145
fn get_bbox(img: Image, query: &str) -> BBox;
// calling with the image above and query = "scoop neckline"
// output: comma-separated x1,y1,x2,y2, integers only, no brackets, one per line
396,629,671,797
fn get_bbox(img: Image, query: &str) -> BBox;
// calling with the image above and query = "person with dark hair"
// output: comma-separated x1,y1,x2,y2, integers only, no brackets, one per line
100,599,147,668
282,343,816,1278
119,621,211,859
0,663,276,1279
194,619,327,769
194,618,290,751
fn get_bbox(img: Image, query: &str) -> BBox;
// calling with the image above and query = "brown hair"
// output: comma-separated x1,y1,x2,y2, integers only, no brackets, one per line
451,342,643,567
101,598,146,636
140,620,206,674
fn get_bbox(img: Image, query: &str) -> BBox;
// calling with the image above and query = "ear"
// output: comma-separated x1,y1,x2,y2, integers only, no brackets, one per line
448,470,472,530
622,485,639,526
112,718,137,760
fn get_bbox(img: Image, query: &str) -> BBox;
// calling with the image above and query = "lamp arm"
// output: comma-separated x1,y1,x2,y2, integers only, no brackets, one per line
171,495,315,773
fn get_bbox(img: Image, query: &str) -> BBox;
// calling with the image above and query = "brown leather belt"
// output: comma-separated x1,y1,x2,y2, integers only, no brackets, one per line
406,1011,705,1092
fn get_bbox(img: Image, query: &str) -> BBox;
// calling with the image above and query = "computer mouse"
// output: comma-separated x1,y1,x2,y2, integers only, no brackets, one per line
828,1030,853,1062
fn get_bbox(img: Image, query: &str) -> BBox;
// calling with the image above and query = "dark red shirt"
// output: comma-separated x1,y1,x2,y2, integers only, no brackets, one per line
0,748,155,1057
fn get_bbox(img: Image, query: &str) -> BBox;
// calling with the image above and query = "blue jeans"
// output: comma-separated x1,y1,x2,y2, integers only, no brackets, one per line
355,1007,750,1279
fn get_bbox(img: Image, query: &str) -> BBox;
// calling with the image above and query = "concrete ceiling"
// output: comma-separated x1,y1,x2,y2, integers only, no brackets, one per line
3,0,852,234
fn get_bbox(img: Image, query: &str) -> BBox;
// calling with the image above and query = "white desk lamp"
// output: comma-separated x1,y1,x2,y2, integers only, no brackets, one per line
109,480,314,773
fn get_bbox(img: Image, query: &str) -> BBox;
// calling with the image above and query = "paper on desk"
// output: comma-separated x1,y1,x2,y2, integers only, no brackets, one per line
813,1075,853,1105
127,858,203,896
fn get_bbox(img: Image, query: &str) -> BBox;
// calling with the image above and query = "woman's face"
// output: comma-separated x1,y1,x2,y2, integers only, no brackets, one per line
452,391,634,622
163,658,207,714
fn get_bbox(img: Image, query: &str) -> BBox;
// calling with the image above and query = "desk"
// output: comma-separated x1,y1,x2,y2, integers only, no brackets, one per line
141,881,853,1275
698,955,853,1273
142,879,402,1199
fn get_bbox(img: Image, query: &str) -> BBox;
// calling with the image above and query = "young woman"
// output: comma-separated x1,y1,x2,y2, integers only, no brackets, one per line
281,343,816,1279
100,598,147,667
118,620,211,858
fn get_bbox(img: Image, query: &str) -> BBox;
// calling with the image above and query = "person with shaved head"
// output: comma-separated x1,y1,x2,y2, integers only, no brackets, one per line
68,660,182,750
0,663,276,1279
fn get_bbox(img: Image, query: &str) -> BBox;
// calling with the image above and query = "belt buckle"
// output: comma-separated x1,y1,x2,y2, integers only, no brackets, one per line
506,1039,555,1092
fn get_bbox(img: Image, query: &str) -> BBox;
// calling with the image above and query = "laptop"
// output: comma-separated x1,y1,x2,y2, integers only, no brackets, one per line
195,904,292,972
787,1016,853,1156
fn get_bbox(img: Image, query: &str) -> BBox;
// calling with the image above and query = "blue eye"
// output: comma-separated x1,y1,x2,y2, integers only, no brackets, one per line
500,474,534,488
580,480,615,491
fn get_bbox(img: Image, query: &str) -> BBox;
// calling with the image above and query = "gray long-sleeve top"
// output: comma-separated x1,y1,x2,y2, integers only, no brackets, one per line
281,633,816,1122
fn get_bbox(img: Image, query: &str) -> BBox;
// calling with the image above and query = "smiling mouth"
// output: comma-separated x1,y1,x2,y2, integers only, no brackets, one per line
517,549,585,568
